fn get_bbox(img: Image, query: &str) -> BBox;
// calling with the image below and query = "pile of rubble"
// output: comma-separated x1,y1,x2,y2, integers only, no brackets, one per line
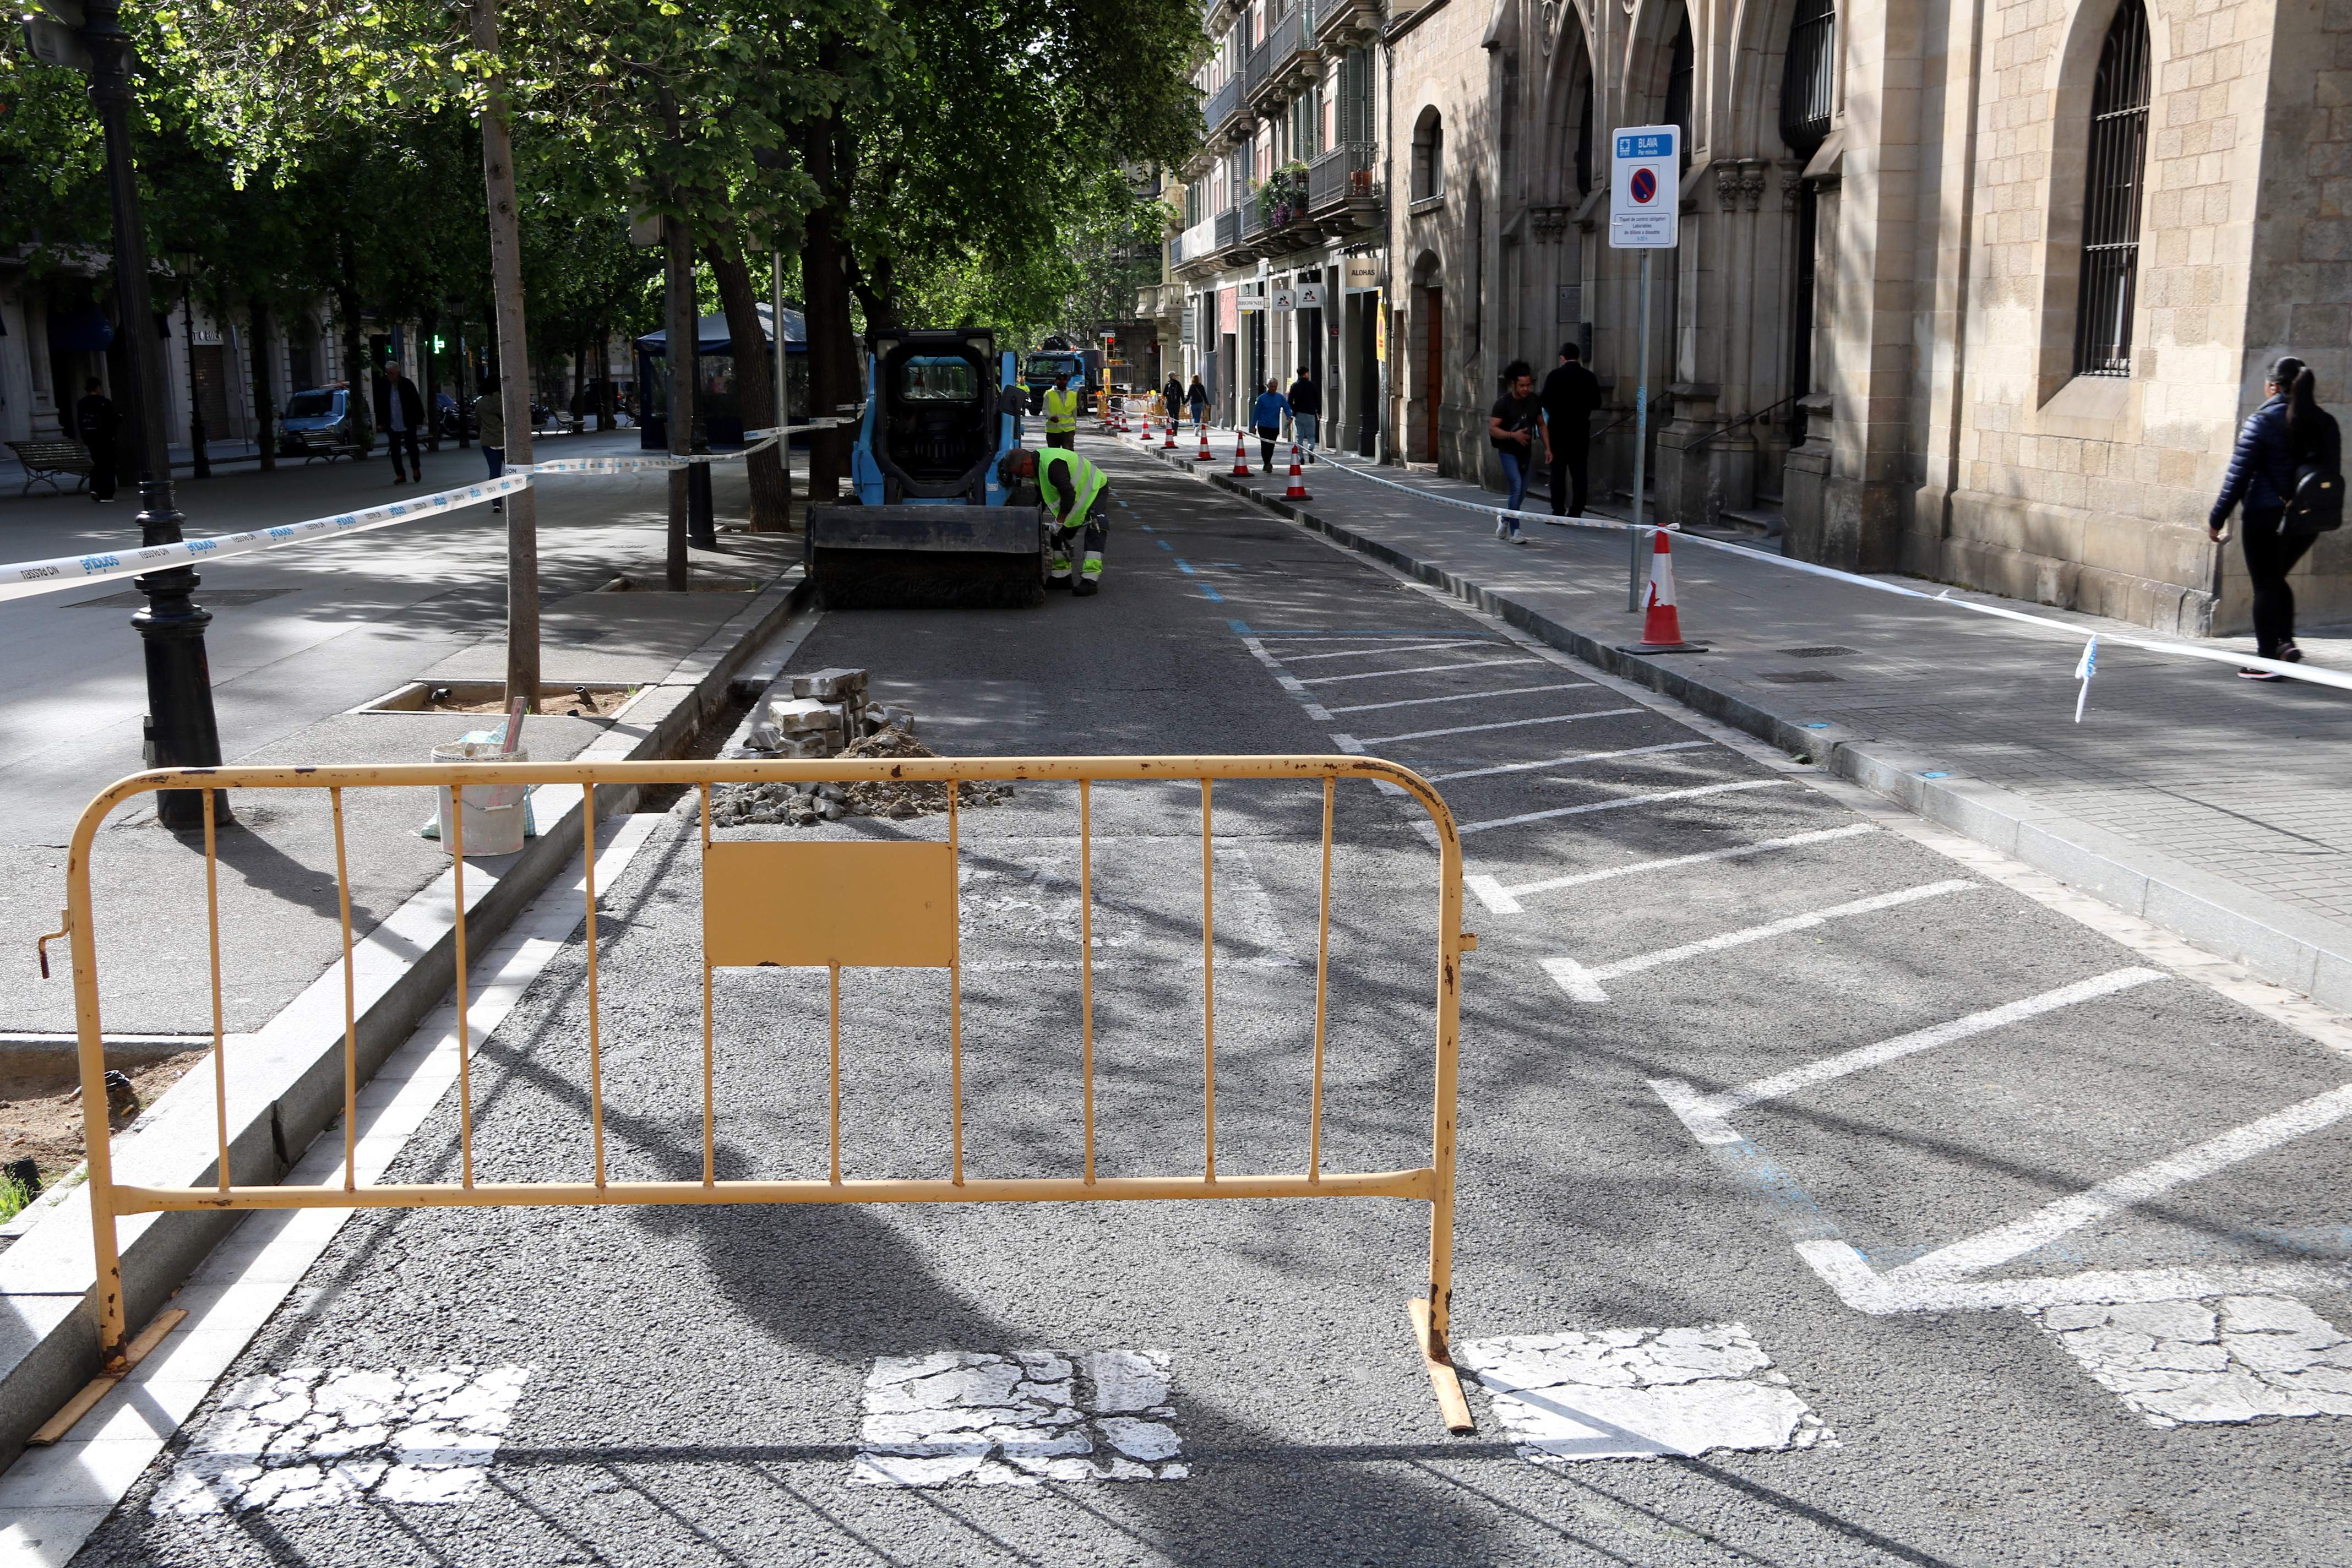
712,666,1009,827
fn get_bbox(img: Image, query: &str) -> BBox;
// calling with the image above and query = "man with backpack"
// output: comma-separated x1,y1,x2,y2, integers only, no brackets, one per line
2210,354,2343,677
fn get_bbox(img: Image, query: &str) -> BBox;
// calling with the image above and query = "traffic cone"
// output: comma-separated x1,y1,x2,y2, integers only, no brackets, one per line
1161,416,1177,450
1196,425,1214,461
1231,429,1253,477
1284,443,1310,500
1631,529,1705,652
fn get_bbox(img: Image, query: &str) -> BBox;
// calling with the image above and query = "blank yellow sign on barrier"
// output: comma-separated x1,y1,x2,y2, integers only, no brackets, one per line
704,840,956,968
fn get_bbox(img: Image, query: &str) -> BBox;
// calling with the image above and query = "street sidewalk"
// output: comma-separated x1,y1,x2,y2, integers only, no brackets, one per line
1148,434,2352,1015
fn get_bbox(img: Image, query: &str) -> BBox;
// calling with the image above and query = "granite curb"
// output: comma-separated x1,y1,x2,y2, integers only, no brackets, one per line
0,567,812,1471
1156,449,2352,1018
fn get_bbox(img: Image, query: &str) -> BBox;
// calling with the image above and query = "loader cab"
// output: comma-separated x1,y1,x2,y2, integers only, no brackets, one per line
850,329,1021,506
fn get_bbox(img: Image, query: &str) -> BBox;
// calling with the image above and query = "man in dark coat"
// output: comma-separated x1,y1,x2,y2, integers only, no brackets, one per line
374,361,427,484
74,378,120,503
1539,342,1602,516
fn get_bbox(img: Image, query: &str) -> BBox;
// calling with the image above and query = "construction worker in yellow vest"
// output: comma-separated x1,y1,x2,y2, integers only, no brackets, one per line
1002,447,1109,595
1042,369,1081,450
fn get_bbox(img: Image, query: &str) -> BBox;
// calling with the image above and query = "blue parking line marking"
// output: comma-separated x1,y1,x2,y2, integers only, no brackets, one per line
1174,560,1224,602
1158,538,1173,551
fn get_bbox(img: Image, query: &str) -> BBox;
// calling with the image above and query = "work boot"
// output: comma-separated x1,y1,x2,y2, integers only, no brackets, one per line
1074,576,1099,597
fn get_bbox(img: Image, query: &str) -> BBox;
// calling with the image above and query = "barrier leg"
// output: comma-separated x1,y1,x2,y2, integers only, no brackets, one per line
1412,834,1474,1435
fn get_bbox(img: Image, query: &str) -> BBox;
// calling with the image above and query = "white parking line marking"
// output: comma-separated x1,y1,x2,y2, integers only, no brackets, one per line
1452,778,1796,837
2027,1295,2352,1427
1428,741,1709,785
1468,824,1876,914
1360,707,1642,747
1541,880,1975,1002
854,1351,1186,1487
1650,967,2168,1142
1456,1326,1832,1464
1325,682,1591,716
1885,1081,2352,1288
1293,657,1545,687
1278,639,1495,662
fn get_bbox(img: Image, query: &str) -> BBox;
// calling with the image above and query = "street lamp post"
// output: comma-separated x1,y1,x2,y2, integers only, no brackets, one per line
79,1,227,827
173,254,210,480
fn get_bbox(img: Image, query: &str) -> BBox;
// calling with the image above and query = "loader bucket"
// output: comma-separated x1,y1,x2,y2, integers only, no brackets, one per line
804,504,1049,608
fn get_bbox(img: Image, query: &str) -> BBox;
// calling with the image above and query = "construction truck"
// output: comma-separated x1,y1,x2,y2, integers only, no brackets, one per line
804,328,1049,608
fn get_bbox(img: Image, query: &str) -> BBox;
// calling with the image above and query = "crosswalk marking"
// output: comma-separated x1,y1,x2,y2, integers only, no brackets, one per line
1541,880,1975,1001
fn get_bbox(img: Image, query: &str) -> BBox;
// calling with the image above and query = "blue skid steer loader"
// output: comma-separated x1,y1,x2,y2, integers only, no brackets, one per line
804,328,1047,608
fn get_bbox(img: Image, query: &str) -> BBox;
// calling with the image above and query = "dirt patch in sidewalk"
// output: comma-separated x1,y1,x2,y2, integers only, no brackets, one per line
0,1050,205,1190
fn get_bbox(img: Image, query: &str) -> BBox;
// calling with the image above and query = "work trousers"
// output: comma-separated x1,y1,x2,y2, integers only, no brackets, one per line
1550,435,1590,518
2242,509,2318,658
1045,429,1076,450
385,426,422,480
1048,514,1109,587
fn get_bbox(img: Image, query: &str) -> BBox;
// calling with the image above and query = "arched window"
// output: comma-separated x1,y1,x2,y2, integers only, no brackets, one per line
1779,0,1835,156
2075,0,2149,377
1413,107,1445,200
1663,12,1694,167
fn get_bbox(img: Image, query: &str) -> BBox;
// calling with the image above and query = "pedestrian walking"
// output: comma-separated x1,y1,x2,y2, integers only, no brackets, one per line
375,360,426,484
1163,373,1184,427
1488,361,1543,541
1251,378,1289,472
73,377,119,504
1187,374,1210,434
2211,354,2344,677
1287,368,1322,462
475,378,507,515
1540,342,1602,517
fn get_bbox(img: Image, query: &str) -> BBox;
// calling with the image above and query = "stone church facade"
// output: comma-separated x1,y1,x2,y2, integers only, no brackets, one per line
1356,0,2352,634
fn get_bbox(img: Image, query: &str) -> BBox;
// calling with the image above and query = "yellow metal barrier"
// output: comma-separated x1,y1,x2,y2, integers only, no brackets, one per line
63,755,1474,1430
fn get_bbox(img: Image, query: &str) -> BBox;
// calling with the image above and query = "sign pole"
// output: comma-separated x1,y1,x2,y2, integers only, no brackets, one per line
1629,251,1651,611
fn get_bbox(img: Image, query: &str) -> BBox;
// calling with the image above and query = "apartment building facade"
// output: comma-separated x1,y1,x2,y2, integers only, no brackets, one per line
1159,0,2350,636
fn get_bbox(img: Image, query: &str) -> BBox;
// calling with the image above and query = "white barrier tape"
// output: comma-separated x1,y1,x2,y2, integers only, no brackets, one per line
1295,447,2352,696
0,472,533,606
0,415,862,607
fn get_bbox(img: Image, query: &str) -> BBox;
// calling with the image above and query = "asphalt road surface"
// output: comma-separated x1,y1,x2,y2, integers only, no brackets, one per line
79,434,2352,1565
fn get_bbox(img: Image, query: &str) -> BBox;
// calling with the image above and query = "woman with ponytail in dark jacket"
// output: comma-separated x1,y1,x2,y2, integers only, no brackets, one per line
2211,355,2342,678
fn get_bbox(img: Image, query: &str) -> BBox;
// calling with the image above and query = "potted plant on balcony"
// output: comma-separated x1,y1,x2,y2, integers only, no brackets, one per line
1262,162,1310,227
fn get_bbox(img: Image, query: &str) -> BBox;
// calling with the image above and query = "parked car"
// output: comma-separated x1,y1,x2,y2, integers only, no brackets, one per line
278,385,365,459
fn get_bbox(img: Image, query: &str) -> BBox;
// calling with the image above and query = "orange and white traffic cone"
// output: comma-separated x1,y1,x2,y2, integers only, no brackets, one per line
1196,425,1214,461
1161,416,1177,450
1631,529,1705,652
1285,443,1310,500
1231,428,1253,477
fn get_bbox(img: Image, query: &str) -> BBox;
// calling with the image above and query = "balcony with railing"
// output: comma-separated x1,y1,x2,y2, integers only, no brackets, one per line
1247,2,1318,107
1205,74,1245,140
1214,205,1241,252
1315,0,1378,43
1172,214,1220,273
1307,140,1383,229
1240,192,1267,241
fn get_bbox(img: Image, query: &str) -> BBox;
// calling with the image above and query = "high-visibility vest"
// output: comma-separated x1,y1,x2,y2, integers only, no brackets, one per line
1037,447,1107,527
1043,385,1081,433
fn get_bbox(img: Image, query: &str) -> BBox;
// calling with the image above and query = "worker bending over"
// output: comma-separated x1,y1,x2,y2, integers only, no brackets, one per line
1004,447,1109,596
1042,369,1081,450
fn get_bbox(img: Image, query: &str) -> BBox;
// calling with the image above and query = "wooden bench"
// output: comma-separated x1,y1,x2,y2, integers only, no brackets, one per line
8,439,94,497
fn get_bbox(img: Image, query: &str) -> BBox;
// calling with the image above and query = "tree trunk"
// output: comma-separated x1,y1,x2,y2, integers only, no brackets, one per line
422,308,442,452
470,0,540,714
798,101,855,503
334,239,370,455
705,236,790,532
247,297,275,473
662,210,698,589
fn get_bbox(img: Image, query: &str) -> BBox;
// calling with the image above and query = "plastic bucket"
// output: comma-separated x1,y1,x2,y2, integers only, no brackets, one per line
432,741,530,857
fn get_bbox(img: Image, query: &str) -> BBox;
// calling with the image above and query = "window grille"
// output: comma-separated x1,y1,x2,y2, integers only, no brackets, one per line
2075,0,2149,378
1779,0,1835,156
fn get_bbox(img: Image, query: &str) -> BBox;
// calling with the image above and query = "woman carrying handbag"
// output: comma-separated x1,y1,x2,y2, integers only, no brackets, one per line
2209,355,2342,678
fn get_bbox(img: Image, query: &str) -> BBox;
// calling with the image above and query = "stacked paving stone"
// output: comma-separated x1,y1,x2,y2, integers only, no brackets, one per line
714,667,999,827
